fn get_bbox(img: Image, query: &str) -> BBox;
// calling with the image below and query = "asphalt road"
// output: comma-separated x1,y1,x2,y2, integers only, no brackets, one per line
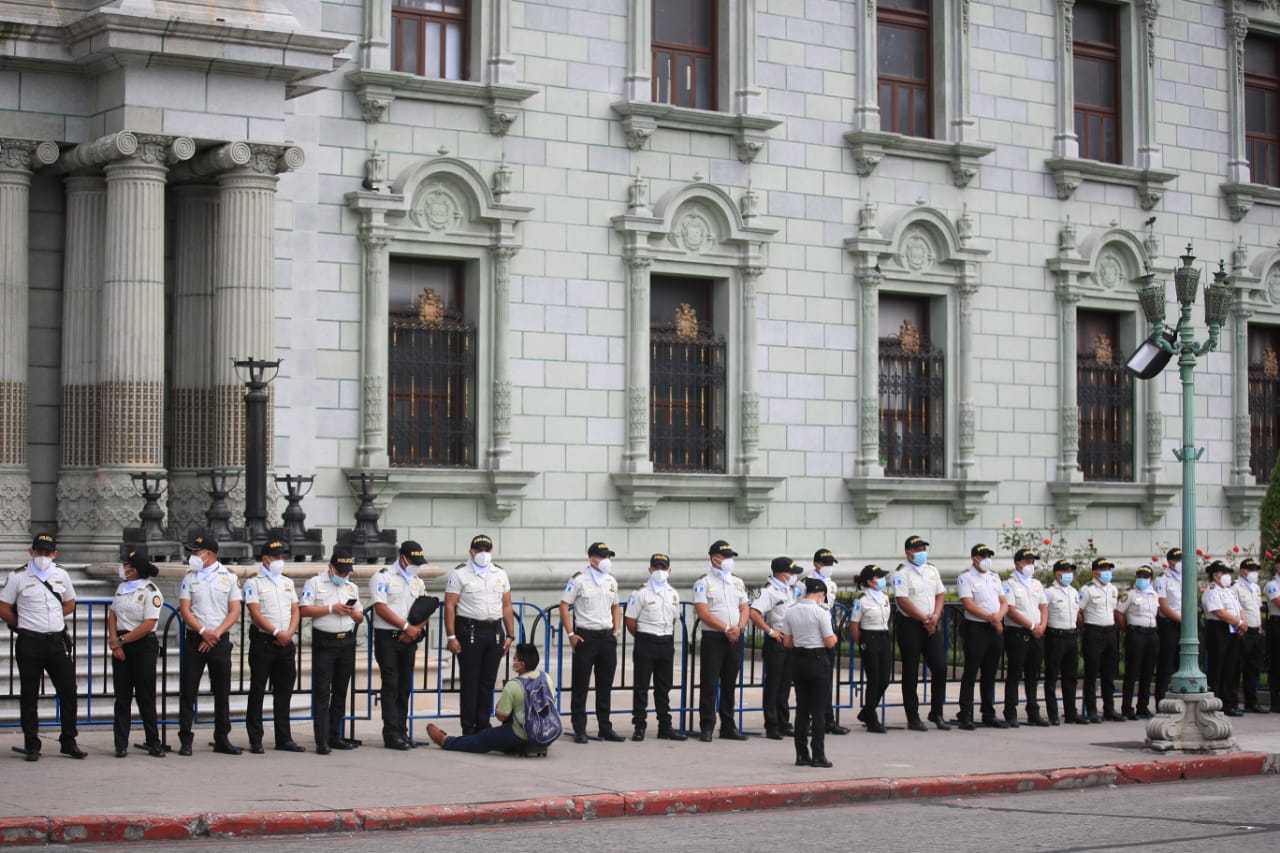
51,775,1278,853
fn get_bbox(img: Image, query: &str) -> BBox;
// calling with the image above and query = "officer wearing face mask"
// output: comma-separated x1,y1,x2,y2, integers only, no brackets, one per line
807,548,849,736
1115,564,1159,719
851,565,891,734
1154,547,1184,703
693,540,750,742
1267,556,1280,712
107,548,165,758
626,554,685,741
243,541,303,754
1202,560,1245,716
1002,548,1049,727
370,540,429,749
560,542,624,743
1233,557,1264,712
1043,559,1084,725
1079,557,1121,723
177,532,243,756
299,547,364,753
892,535,949,731
749,557,799,740
956,544,1008,730
444,534,516,736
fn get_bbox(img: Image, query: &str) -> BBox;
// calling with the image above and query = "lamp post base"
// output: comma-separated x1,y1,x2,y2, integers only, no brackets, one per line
1144,692,1236,753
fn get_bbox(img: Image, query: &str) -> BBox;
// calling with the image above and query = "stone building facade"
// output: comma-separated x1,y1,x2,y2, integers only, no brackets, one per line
2,0,1280,584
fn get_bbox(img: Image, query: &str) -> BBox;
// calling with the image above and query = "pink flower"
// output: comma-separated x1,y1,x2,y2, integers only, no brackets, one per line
1195,549,1204,557
1042,538,1052,545
1013,518,1023,526
1232,546,1240,553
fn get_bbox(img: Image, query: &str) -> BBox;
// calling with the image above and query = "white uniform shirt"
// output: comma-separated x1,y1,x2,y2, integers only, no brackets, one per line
1117,586,1159,628
627,580,681,637
301,572,363,633
1045,581,1081,629
750,578,796,632
957,568,1005,622
1079,581,1118,626
370,565,427,629
178,562,241,631
111,581,163,633
784,599,835,648
445,562,511,621
1202,584,1242,625
1155,569,1183,617
1233,577,1263,628
804,570,838,611
242,569,299,634
560,567,620,631
0,564,75,632
892,561,945,618
1003,572,1046,629
851,588,891,631
1266,576,1280,615
693,568,748,631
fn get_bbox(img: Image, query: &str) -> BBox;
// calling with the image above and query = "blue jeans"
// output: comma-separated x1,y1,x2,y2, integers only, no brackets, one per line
443,722,524,753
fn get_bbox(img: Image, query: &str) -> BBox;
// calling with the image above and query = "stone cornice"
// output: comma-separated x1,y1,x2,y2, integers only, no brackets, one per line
844,477,998,525
611,472,785,523
610,100,782,162
347,69,538,132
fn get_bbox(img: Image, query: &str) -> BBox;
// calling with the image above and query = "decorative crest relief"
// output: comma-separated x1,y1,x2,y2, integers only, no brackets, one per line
417,288,445,326
675,304,698,340
1263,347,1279,379
1093,335,1114,366
671,211,716,254
410,182,464,232
899,320,921,354
1096,250,1124,290
899,227,936,273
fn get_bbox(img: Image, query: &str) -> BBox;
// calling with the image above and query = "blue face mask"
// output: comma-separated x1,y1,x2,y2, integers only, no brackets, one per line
876,577,887,591
330,571,349,587
911,551,928,566
1098,571,1113,584
1059,572,1074,586
1135,578,1151,591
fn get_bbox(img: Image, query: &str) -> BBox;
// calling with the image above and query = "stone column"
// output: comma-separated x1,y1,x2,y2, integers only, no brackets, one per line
1226,9,1252,185
1057,284,1083,482
358,226,391,469
1052,0,1079,160
623,252,653,474
623,0,652,102
490,245,518,468
738,265,762,474
856,264,882,477
0,138,58,541
1231,300,1254,484
955,271,978,477
732,0,763,116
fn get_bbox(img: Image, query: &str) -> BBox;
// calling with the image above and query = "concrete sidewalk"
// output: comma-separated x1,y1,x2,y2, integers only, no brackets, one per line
1,711,1277,845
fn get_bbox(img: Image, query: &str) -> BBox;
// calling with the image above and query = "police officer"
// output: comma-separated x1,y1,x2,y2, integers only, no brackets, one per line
1234,557,1264,712
850,565,891,734
1043,559,1085,725
177,532,243,756
693,539,749,742
444,534,516,735
749,556,798,740
807,548,849,736
1267,556,1280,712
956,544,1008,730
106,548,165,758
370,540,429,749
892,535,949,731
559,542,624,743
625,554,686,741
243,540,303,754
1116,564,1159,719
0,533,84,761
1202,560,1245,716
1003,547,1048,727
1080,557,1121,723
784,577,837,768
299,547,364,754
1154,547,1184,703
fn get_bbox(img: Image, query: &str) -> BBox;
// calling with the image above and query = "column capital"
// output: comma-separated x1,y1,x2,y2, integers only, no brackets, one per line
0,138,58,173
359,224,391,252
623,251,653,272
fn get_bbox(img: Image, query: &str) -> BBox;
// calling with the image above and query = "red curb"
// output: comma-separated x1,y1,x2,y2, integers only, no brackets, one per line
890,771,1047,799
0,818,48,847
740,779,892,810
1179,752,1266,779
49,814,200,844
576,793,625,820
354,805,474,832
1045,766,1120,789
205,810,353,838
472,799,566,824
1113,760,1187,785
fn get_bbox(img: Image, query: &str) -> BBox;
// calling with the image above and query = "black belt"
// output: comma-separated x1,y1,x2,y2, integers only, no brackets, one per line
575,627,614,638
635,632,674,641
1045,628,1076,636
860,629,889,635
1006,626,1032,635
791,647,826,656
1245,626,1261,634
250,626,290,638
1127,626,1157,634
1083,623,1114,631
456,617,501,627
314,629,354,640
17,628,63,639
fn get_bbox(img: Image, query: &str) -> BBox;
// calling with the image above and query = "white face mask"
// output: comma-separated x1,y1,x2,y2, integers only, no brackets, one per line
1218,574,1233,588
719,558,735,574
1019,564,1035,578
814,564,829,578
978,558,993,572
650,569,669,585
788,573,800,586
117,564,127,580
268,559,285,574
32,556,53,573
1170,561,1181,573
596,558,612,574
1245,571,1259,584
473,551,492,568
188,554,205,572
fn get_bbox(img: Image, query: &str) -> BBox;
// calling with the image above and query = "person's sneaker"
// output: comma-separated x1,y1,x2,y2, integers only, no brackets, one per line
426,724,448,748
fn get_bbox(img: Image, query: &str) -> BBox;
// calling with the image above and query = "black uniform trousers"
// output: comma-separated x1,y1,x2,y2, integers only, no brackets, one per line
761,635,792,732
373,629,417,742
311,629,357,747
1269,616,1280,709
457,617,505,735
16,631,78,751
1121,626,1158,716
1154,616,1180,702
958,620,1001,722
1003,626,1043,721
1081,624,1118,716
1204,620,1241,710
698,630,742,733
569,628,618,734
1043,628,1079,722
111,633,159,751
631,632,676,729
1239,626,1262,708
246,630,297,747
857,630,892,720
791,648,831,759
896,617,946,722
180,632,233,745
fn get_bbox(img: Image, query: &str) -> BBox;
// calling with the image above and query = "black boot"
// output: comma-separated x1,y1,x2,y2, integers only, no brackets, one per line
810,752,833,768
795,748,812,766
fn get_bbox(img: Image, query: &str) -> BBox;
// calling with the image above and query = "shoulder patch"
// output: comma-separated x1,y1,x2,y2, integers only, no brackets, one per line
565,580,575,593
693,581,706,593
152,595,162,607
893,575,905,586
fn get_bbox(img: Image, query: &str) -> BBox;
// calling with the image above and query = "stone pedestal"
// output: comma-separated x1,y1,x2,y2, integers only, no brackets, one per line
1145,692,1237,753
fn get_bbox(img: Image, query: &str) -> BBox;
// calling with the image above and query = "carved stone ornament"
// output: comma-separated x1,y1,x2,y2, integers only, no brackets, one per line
1093,334,1114,366
628,385,648,441
1059,216,1077,256
359,91,393,124
899,227,936,273
671,211,716,255
0,472,30,534
1268,266,1280,304
417,288,445,326
491,155,512,199
1061,0,1075,51
1263,347,1279,378
899,320,921,354
493,379,512,436
411,182,464,232
1231,11,1249,87
486,105,519,136
675,303,698,340
1096,251,1124,290
1141,0,1159,67
364,374,384,434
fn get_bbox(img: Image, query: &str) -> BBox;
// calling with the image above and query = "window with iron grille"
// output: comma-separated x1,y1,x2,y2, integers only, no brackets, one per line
1248,325,1280,482
1077,310,1133,481
877,0,932,137
879,295,944,477
649,275,725,473
1073,1,1120,164
388,259,476,468
652,0,716,110
392,0,468,79
1245,35,1280,188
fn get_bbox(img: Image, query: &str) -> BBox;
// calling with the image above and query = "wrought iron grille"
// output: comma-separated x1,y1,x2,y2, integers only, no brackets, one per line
388,309,476,467
650,322,726,472
1249,357,1280,482
1077,347,1133,481
879,334,944,477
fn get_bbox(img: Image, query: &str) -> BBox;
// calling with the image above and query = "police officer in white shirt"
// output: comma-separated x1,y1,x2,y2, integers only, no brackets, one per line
177,532,243,756
626,554,686,741
1003,547,1049,727
370,540,429,749
444,534,516,736
300,547,364,753
243,540,303,754
560,542,624,743
0,533,84,761
1234,557,1265,712
1043,559,1085,725
1080,557,1121,723
1116,564,1159,719
1202,560,1246,716
1267,555,1280,712
1154,547,1184,703
807,548,849,736
851,565,891,734
956,544,1009,730
893,535,949,731
784,577,837,768
693,540,749,742
749,557,798,740
107,548,165,758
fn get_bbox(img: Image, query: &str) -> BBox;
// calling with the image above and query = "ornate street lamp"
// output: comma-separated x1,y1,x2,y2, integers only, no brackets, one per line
233,358,281,554
1131,247,1235,752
